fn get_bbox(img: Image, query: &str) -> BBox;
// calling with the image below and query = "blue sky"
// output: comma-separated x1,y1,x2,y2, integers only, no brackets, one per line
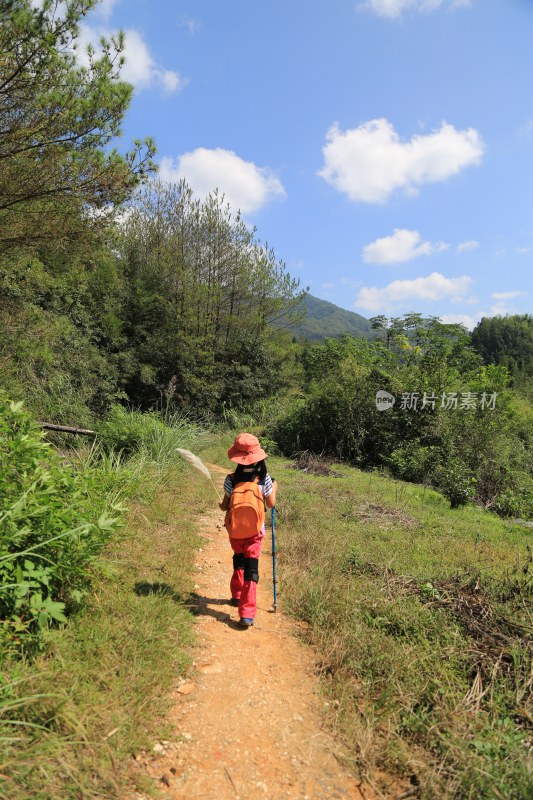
80,0,532,327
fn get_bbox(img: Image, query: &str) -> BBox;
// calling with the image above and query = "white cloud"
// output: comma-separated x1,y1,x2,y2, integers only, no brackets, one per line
97,0,120,19
77,25,186,94
516,246,533,255
360,0,471,19
354,271,473,312
318,119,483,203
456,239,479,254
492,290,526,300
363,228,448,265
490,302,519,316
159,149,286,215
322,282,335,290
440,312,485,330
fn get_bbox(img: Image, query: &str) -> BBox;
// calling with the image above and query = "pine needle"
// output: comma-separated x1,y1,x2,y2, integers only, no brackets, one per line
175,449,221,500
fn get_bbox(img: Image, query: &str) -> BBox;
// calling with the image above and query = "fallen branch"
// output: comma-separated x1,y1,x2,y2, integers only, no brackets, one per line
38,422,96,435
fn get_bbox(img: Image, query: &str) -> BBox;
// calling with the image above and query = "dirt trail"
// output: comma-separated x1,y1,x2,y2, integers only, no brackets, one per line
129,464,371,800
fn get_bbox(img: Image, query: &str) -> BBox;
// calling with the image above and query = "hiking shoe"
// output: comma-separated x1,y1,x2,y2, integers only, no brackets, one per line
230,598,240,607
239,617,254,627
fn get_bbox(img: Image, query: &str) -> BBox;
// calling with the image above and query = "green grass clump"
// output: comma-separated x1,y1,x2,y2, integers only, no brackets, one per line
95,404,206,466
0,394,124,656
0,467,208,800
271,456,532,799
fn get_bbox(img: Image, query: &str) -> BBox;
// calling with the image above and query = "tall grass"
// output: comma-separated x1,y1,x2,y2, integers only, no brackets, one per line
272,455,532,799
95,405,206,467
0,402,208,799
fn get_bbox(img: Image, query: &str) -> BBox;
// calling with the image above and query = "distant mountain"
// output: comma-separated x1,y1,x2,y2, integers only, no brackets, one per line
288,293,373,342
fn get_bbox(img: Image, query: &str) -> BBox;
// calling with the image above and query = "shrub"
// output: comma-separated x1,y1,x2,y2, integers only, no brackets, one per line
493,487,533,520
434,461,477,508
388,443,441,484
257,434,281,456
0,394,121,653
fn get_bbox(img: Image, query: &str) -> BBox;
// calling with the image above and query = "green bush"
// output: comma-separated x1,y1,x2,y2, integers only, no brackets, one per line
388,443,441,484
434,461,477,508
273,373,428,467
493,487,533,520
0,394,121,654
257,433,281,456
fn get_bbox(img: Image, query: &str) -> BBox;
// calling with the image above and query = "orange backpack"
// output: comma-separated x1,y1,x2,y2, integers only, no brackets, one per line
224,476,265,539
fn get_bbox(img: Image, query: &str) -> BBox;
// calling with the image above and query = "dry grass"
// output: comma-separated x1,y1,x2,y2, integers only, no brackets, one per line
287,450,343,477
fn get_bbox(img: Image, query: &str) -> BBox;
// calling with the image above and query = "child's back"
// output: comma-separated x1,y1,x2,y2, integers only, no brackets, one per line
219,434,277,627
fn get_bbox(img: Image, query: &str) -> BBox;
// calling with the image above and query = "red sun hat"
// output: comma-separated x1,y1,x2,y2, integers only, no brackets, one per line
227,433,267,465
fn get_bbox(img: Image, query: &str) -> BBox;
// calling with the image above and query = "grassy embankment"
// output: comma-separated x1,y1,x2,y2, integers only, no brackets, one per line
0,418,213,800
2,425,531,800
202,434,532,800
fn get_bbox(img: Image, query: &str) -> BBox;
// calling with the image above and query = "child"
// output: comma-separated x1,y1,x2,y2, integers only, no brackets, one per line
219,433,277,628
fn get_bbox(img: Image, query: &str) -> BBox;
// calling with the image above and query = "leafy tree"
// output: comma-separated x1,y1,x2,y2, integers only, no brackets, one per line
116,180,305,413
0,0,155,251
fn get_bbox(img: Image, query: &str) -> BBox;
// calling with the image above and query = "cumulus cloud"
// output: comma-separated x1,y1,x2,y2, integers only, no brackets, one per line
77,25,186,93
456,240,479,254
363,229,448,265
442,301,525,329
360,0,471,19
354,271,473,312
490,302,519,316
318,119,483,203
159,149,286,215
440,312,485,330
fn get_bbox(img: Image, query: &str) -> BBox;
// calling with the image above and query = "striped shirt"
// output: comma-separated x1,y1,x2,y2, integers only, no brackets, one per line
223,472,273,498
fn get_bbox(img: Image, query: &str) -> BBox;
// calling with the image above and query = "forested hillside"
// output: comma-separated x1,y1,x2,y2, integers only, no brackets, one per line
287,293,373,342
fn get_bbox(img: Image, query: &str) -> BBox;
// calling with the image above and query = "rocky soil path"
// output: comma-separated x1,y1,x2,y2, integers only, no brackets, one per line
128,464,372,800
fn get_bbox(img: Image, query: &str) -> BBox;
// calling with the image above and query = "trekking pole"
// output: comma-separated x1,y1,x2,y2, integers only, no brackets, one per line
271,506,277,612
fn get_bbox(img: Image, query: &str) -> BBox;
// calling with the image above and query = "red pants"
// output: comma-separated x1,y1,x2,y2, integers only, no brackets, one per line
229,531,263,619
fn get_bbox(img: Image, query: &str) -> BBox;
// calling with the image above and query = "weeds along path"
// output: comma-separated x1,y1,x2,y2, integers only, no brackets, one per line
128,463,370,800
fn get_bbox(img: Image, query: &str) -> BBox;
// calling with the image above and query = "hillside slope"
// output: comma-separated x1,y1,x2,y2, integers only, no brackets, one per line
289,293,373,342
